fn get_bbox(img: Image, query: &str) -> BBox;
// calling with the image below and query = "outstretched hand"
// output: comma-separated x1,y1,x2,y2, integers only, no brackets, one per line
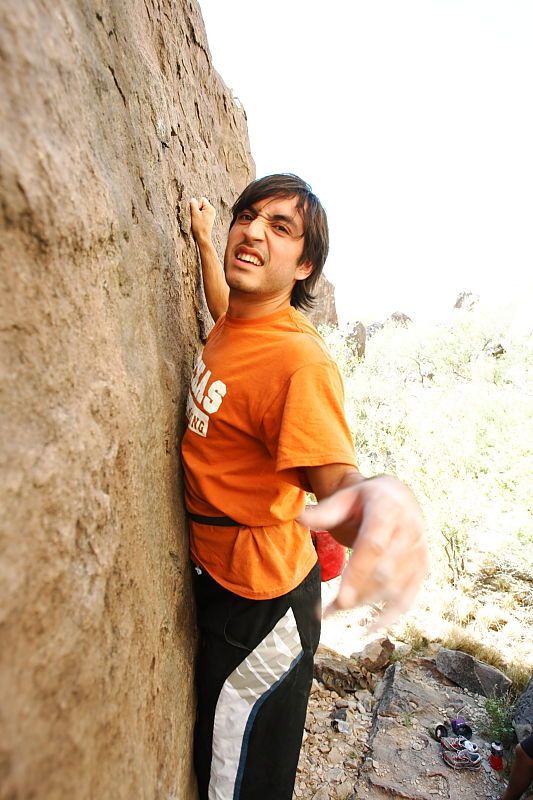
300,475,428,630
190,196,216,246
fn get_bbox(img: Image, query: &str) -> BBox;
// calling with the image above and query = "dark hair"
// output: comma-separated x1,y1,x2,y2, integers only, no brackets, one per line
230,174,329,311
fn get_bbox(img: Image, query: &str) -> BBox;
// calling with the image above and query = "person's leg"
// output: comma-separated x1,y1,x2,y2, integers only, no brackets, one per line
500,736,533,800
193,566,237,800
193,563,321,800
236,562,321,799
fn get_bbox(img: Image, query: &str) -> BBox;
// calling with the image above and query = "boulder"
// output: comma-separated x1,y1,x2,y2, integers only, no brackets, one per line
484,341,506,358
0,1,253,797
351,637,395,673
513,675,533,741
313,644,367,694
434,649,512,698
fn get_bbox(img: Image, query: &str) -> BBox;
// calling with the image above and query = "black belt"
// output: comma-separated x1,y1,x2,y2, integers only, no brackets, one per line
189,513,243,527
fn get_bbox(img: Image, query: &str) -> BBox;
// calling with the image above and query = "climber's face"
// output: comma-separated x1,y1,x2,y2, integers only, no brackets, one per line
224,195,312,307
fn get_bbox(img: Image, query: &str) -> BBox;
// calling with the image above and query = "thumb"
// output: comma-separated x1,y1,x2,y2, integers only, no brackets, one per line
299,487,358,531
190,198,199,211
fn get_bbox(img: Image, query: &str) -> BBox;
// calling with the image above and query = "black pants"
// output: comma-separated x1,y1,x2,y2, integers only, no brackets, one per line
193,563,321,800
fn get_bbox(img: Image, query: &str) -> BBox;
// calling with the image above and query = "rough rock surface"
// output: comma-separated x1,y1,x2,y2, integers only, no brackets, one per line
0,1,253,798
435,648,512,698
306,274,339,327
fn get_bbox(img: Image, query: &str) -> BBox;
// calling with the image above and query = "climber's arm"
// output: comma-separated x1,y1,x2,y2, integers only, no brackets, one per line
190,197,229,322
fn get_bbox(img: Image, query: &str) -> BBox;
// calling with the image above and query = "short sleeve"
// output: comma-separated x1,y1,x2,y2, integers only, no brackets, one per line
260,360,357,491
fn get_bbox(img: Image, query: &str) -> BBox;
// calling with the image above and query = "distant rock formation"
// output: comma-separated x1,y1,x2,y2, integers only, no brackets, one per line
366,322,384,339
347,321,366,359
306,274,338,327
454,291,480,311
387,311,413,326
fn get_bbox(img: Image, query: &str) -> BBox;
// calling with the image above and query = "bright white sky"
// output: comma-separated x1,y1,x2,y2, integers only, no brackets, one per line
198,0,532,325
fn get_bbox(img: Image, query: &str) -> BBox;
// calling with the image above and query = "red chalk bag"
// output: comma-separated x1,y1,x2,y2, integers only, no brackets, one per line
307,506,347,581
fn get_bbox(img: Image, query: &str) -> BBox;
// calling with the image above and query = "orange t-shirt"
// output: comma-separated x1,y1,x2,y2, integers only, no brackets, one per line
181,306,357,599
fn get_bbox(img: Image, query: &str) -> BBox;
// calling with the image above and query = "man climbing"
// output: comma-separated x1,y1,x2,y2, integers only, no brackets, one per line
182,173,428,800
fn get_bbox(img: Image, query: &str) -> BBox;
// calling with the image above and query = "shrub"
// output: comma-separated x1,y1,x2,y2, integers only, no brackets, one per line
483,695,516,749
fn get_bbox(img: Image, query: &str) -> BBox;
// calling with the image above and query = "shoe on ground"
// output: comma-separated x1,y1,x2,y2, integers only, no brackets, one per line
440,736,479,753
441,748,482,771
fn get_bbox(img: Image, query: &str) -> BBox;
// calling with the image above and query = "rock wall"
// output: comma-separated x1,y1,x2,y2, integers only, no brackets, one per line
0,2,254,798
